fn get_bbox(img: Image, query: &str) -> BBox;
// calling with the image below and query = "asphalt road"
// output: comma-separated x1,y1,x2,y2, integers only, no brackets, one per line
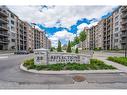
0,52,127,89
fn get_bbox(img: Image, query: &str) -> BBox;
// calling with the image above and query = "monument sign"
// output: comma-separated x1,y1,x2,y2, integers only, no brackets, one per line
34,48,91,65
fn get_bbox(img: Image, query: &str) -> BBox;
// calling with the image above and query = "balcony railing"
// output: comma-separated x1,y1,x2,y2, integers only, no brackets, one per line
0,31,8,37
122,13,127,19
0,25,8,31
121,7,127,12
121,33,126,38
121,26,127,31
0,17,8,23
0,39,8,43
0,10,8,17
121,19,127,25
120,39,127,44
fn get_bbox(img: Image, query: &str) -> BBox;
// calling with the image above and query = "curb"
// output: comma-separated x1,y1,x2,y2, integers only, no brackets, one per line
20,64,123,75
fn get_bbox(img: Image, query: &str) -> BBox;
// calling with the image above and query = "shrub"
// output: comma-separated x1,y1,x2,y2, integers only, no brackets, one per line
75,47,79,53
23,58,34,67
108,57,127,66
27,65,36,70
23,58,116,70
35,65,47,70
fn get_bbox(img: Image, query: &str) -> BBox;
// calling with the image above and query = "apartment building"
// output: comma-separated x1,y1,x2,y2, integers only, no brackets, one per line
95,20,104,50
121,6,127,50
25,22,34,51
0,6,8,50
16,19,27,51
103,15,113,50
43,32,47,49
89,26,96,50
47,39,51,49
33,28,42,49
7,9,18,51
0,6,51,52
112,7,122,49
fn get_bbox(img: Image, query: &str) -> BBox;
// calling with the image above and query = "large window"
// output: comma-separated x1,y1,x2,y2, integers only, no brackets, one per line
115,27,119,32
11,14,14,18
11,39,15,42
11,20,14,25
114,39,118,43
115,33,118,37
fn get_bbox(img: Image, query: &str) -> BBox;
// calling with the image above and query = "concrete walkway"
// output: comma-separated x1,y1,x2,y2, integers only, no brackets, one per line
96,57,127,73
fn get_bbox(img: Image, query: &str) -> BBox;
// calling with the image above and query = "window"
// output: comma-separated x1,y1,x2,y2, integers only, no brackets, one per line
11,39,15,42
11,20,14,25
11,33,15,37
115,27,119,32
11,14,14,18
114,39,118,43
115,16,119,21
115,33,118,37
115,22,119,26
11,26,14,31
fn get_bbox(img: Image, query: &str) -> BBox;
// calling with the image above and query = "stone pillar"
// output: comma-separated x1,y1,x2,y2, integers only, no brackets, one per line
34,48,48,65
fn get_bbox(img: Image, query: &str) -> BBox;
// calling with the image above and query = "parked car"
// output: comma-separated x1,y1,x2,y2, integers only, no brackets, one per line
14,51,29,54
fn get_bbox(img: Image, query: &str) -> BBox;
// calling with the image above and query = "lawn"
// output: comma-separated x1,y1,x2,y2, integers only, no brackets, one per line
23,58,116,71
107,57,127,66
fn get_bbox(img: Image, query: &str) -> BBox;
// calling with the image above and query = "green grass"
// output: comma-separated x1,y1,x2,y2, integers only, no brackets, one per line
107,57,127,66
23,58,116,71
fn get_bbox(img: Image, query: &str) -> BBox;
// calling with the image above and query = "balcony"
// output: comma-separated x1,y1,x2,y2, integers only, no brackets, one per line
0,31,8,37
120,39,127,44
121,7,127,12
122,13,127,19
0,17,8,23
121,33,127,38
121,19,127,25
0,39,8,44
0,25,8,31
121,26,127,31
0,10,8,17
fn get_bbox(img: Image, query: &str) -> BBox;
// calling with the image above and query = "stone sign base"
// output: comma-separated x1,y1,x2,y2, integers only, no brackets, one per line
34,48,92,65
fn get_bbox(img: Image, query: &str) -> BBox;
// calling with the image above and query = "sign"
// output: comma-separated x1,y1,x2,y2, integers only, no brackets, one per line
34,48,48,65
34,48,91,65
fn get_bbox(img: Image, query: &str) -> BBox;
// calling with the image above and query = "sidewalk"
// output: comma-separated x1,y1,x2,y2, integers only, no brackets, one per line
96,57,127,73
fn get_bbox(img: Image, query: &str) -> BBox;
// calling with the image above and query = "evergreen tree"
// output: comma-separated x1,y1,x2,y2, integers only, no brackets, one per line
74,36,80,45
66,40,72,53
75,47,79,53
79,31,87,50
50,47,53,52
57,40,62,52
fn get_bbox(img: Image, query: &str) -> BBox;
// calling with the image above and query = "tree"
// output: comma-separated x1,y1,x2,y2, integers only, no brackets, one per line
75,47,79,53
66,40,72,53
70,41,75,47
79,31,87,50
50,47,54,52
57,40,62,52
73,36,80,45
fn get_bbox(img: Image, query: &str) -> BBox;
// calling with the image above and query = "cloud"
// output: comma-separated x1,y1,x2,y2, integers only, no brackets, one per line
7,6,115,28
49,30,76,47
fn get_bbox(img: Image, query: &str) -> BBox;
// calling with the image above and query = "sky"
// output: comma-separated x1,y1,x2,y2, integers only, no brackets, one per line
7,5,117,47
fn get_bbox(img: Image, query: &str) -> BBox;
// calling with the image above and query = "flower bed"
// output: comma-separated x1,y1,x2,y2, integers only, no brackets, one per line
23,58,116,71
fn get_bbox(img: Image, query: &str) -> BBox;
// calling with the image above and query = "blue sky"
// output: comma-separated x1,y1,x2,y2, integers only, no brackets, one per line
8,5,117,47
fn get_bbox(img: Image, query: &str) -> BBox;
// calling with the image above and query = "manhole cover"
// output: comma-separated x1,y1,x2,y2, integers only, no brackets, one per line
73,75,85,82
